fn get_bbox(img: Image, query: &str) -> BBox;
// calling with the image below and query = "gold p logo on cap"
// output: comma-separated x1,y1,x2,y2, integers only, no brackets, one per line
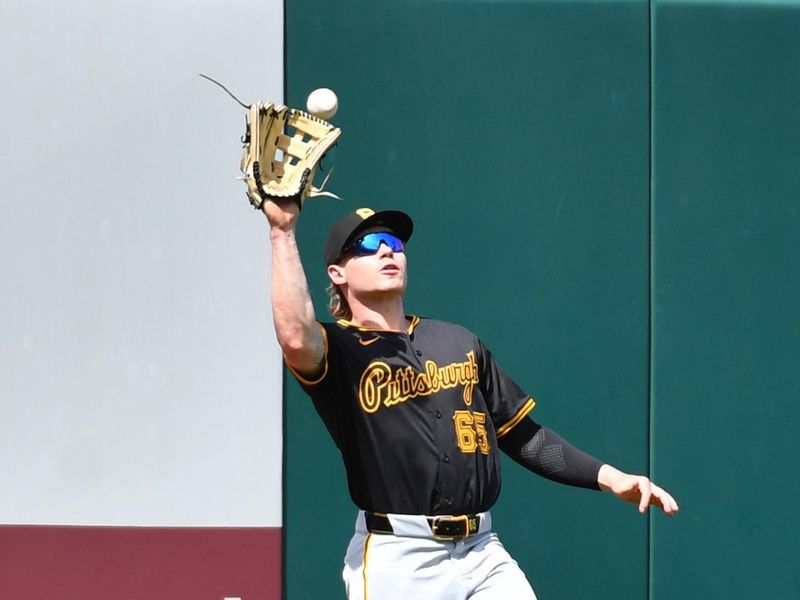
356,208,375,219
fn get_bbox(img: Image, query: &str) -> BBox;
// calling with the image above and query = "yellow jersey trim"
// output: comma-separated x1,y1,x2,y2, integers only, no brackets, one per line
336,314,420,334
284,322,329,386
407,315,420,334
495,398,536,438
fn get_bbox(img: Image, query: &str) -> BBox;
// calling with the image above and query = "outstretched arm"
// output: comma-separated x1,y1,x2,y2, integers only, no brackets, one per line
499,417,679,516
499,417,604,490
263,200,325,376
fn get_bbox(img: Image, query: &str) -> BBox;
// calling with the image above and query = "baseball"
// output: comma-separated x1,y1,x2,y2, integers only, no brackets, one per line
306,87,338,120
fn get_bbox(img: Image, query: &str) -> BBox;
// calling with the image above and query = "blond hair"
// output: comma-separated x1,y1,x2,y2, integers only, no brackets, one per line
326,282,352,320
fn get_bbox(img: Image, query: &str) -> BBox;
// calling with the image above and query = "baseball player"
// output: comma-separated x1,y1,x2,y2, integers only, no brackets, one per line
264,200,679,600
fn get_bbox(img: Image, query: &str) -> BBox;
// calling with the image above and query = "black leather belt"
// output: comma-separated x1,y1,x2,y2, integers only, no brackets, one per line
365,512,481,540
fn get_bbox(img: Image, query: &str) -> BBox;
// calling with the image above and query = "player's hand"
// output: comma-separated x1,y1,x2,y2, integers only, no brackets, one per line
262,198,300,232
597,464,680,516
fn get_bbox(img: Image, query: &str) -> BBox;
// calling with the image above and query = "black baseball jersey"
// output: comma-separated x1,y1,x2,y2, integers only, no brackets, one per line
288,315,536,515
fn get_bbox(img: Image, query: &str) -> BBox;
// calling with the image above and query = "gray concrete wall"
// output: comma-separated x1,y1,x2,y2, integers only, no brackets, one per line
0,0,284,527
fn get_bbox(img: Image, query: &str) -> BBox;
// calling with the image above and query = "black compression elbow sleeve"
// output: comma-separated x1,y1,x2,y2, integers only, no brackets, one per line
498,417,603,490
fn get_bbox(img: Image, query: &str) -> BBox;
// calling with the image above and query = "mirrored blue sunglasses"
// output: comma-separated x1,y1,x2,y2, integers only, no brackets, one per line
345,232,405,256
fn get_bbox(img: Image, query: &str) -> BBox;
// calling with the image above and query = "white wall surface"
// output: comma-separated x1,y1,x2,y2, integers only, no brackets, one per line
0,0,284,526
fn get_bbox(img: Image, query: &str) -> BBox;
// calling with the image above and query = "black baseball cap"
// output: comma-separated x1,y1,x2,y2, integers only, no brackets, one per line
324,207,414,265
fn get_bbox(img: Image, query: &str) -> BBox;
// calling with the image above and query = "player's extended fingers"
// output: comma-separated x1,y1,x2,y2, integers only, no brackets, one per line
650,485,680,516
637,478,653,514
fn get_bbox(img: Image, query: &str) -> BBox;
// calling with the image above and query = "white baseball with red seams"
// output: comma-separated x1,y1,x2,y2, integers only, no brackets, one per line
306,87,338,120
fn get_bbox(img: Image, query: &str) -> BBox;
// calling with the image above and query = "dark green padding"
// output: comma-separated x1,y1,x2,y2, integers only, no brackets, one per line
651,2,800,598
285,1,651,598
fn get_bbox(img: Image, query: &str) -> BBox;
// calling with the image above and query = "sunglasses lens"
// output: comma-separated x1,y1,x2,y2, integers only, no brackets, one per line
350,232,404,255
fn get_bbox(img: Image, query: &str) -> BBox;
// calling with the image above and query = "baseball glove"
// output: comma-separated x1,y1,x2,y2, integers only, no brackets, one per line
239,101,341,210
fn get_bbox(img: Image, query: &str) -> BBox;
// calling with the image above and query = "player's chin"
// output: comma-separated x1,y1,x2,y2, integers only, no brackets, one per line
375,277,406,295
381,281,406,295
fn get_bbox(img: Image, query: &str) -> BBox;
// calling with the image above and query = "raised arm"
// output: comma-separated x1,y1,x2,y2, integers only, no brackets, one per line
263,200,325,376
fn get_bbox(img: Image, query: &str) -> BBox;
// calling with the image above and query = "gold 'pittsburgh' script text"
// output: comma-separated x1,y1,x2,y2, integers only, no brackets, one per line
358,351,479,414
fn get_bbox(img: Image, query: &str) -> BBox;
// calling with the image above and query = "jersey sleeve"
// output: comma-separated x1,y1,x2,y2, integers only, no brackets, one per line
477,338,536,438
284,321,330,387
284,322,346,448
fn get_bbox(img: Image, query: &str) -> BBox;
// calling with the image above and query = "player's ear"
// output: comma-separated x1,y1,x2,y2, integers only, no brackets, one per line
327,263,346,285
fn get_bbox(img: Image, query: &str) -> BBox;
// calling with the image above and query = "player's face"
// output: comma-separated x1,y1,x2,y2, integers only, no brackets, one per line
330,234,407,297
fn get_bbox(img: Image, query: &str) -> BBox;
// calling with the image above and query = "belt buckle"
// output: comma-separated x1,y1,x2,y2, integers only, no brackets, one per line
431,515,471,540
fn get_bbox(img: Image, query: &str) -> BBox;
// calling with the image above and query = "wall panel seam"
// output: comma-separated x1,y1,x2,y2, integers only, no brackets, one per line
647,0,656,599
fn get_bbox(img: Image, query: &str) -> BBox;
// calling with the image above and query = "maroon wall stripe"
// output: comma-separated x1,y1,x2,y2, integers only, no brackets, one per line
0,526,281,600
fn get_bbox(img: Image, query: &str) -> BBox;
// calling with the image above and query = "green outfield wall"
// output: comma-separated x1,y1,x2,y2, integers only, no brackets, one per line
650,2,800,598
284,1,800,598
